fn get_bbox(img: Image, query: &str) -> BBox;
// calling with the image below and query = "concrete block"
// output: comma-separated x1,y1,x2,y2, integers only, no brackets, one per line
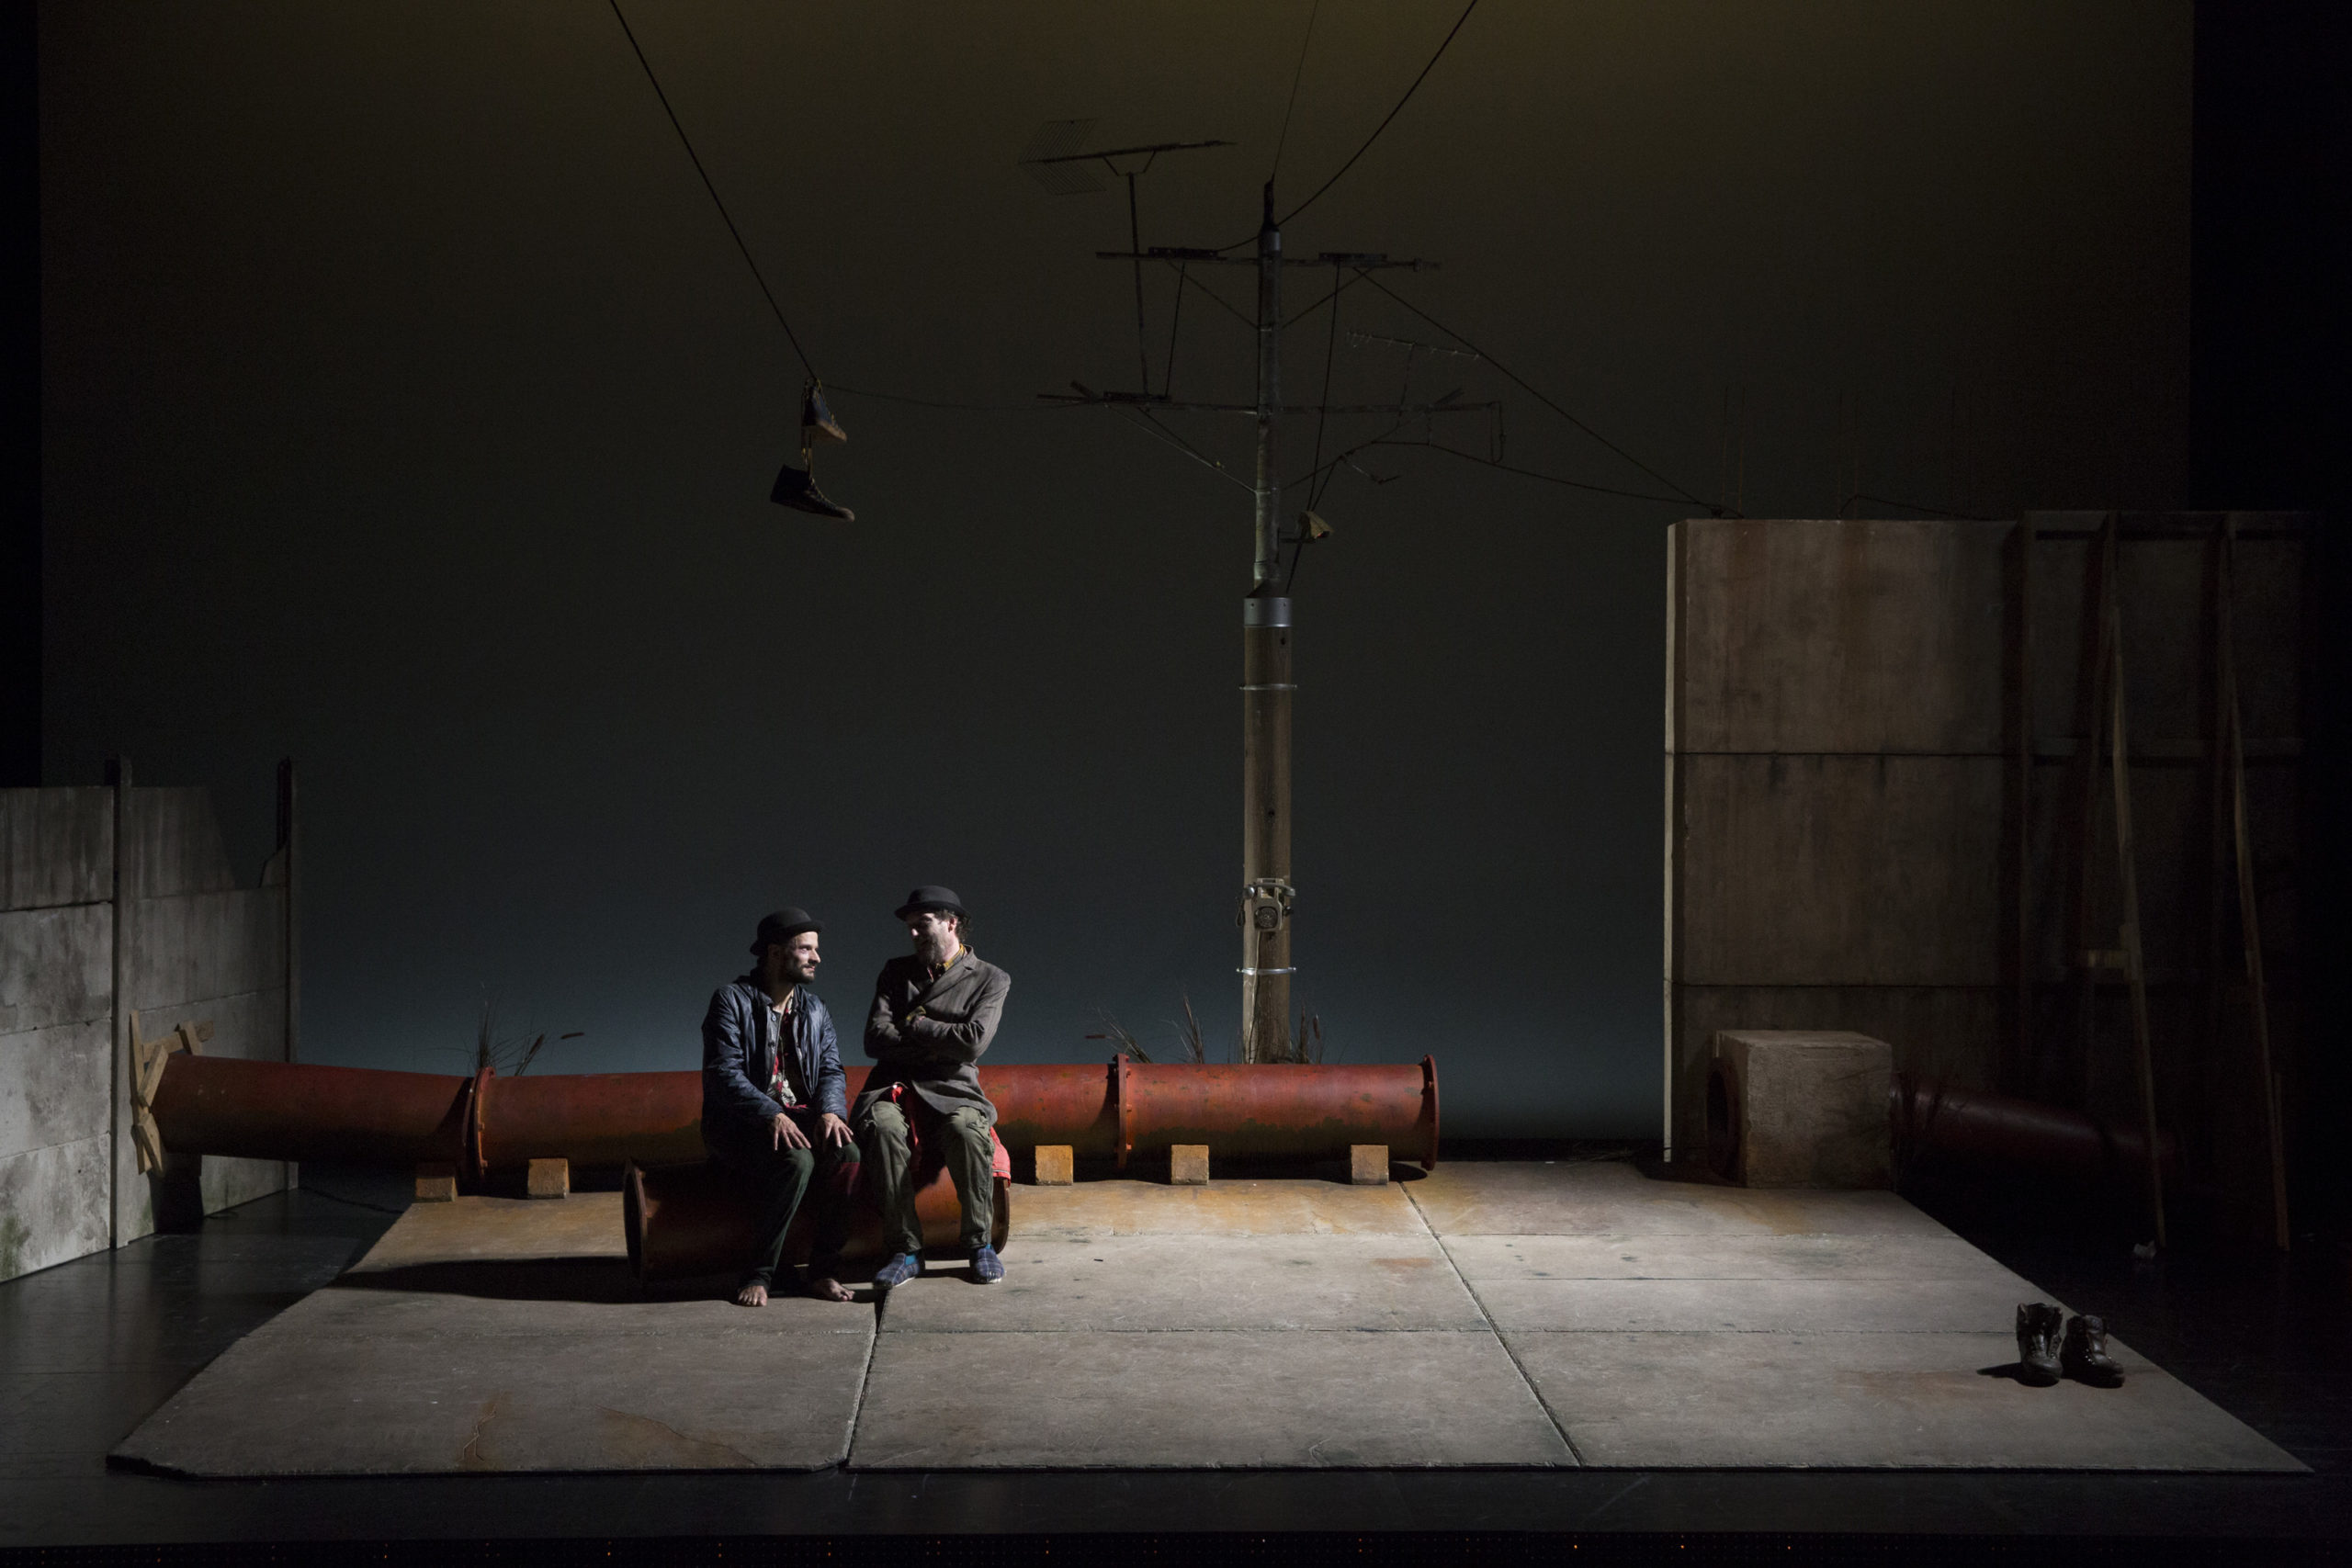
0,905,111,1035
1709,1030,1892,1189
1169,1145,1208,1185
1349,1145,1388,1184
526,1158,570,1200
415,1163,458,1202
0,787,113,911
1032,1144,1073,1185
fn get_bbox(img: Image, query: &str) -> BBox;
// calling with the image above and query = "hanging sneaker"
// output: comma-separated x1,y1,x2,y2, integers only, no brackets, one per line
770,461,854,520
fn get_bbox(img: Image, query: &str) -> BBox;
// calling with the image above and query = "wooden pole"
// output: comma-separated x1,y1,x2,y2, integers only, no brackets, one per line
2219,518,2290,1249
2102,524,2166,1250
2013,518,2035,1092
1240,183,1293,1062
2069,516,2118,1109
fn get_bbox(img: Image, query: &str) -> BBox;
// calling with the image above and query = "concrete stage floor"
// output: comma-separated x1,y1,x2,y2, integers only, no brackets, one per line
108,1161,2296,1476
6,1156,2347,1554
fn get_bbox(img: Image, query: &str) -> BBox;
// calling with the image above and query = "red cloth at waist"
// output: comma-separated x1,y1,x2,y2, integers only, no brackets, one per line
886,1081,1012,1179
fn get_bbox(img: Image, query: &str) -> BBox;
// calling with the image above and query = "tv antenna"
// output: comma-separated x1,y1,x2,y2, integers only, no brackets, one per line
1019,119,1235,393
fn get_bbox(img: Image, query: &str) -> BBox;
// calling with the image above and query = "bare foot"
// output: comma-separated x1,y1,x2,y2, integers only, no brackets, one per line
806,1275,854,1303
735,1281,769,1308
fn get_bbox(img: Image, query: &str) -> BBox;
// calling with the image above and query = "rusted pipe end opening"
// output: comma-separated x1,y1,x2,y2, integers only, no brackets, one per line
1705,1062,1739,1180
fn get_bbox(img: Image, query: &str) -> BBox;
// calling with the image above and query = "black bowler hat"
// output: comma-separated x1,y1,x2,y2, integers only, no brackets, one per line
893,886,967,921
750,908,823,955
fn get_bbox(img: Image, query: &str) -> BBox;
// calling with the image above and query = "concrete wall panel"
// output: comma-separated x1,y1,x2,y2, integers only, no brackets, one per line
123,788,242,900
1672,520,2010,757
0,1135,111,1281
0,788,113,912
1673,754,2004,987
0,1021,112,1159
126,890,286,1013
0,903,111,1034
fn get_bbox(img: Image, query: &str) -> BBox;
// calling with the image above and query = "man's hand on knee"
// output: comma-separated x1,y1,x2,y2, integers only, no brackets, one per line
772,1111,811,1151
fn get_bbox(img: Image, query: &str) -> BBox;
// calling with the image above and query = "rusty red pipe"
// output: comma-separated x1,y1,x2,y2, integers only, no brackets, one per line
1893,1077,2177,1184
151,1054,1442,1175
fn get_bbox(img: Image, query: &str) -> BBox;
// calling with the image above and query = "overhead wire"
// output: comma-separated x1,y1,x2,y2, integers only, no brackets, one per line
1371,439,1700,506
1357,271,1711,508
1228,0,1482,248
1268,0,1326,188
607,0,814,378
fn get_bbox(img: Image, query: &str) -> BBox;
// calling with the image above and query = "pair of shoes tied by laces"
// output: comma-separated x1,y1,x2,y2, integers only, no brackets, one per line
2014,1302,2123,1387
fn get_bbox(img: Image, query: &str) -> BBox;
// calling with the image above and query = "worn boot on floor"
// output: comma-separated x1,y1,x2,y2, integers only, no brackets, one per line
2015,1302,2064,1386
2063,1314,2125,1387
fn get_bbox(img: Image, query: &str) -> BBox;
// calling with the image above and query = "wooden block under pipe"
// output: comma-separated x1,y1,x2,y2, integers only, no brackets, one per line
1033,1145,1074,1185
1169,1145,1210,1186
526,1157,570,1199
414,1162,458,1202
1350,1145,1390,1185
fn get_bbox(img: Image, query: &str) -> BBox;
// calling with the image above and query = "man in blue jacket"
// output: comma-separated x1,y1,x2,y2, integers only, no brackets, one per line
702,908,860,1306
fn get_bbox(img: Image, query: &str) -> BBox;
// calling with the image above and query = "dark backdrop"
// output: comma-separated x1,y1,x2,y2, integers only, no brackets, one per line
36,3,2206,1135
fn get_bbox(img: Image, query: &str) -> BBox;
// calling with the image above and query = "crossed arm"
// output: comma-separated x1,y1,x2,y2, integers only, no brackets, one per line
865,968,1010,1067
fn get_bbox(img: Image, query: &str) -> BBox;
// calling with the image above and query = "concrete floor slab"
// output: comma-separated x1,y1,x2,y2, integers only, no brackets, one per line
113,1324,873,1474
878,1233,1485,1332
1503,1329,2306,1471
1409,1161,1946,1238
1444,1232,2012,1282
289,1265,875,1337
352,1193,625,1268
1012,1179,1428,1237
849,1328,1573,1469
1467,1274,2042,1333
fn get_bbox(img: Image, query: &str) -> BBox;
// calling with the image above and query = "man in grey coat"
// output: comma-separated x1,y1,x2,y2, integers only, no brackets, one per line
854,886,1010,1289
702,908,861,1306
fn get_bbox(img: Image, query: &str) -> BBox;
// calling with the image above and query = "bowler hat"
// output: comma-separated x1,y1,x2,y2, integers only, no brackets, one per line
893,886,967,921
750,907,823,955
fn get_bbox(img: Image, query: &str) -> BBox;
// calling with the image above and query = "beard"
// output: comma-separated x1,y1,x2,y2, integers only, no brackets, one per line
913,926,958,965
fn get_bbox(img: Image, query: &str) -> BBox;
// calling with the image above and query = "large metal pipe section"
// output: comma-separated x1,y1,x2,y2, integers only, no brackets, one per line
151,1055,1439,1174
1894,1077,2176,1184
622,1160,1009,1282
149,1056,473,1168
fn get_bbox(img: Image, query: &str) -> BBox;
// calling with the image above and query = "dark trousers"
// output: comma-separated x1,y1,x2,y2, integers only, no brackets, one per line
712,1111,861,1288
855,1097,994,1255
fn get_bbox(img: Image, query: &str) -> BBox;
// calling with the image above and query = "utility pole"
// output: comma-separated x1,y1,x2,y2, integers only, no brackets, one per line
1239,183,1294,1062
1044,188,1476,1063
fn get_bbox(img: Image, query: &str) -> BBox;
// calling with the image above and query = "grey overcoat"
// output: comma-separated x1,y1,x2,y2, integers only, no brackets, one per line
854,949,1009,1127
